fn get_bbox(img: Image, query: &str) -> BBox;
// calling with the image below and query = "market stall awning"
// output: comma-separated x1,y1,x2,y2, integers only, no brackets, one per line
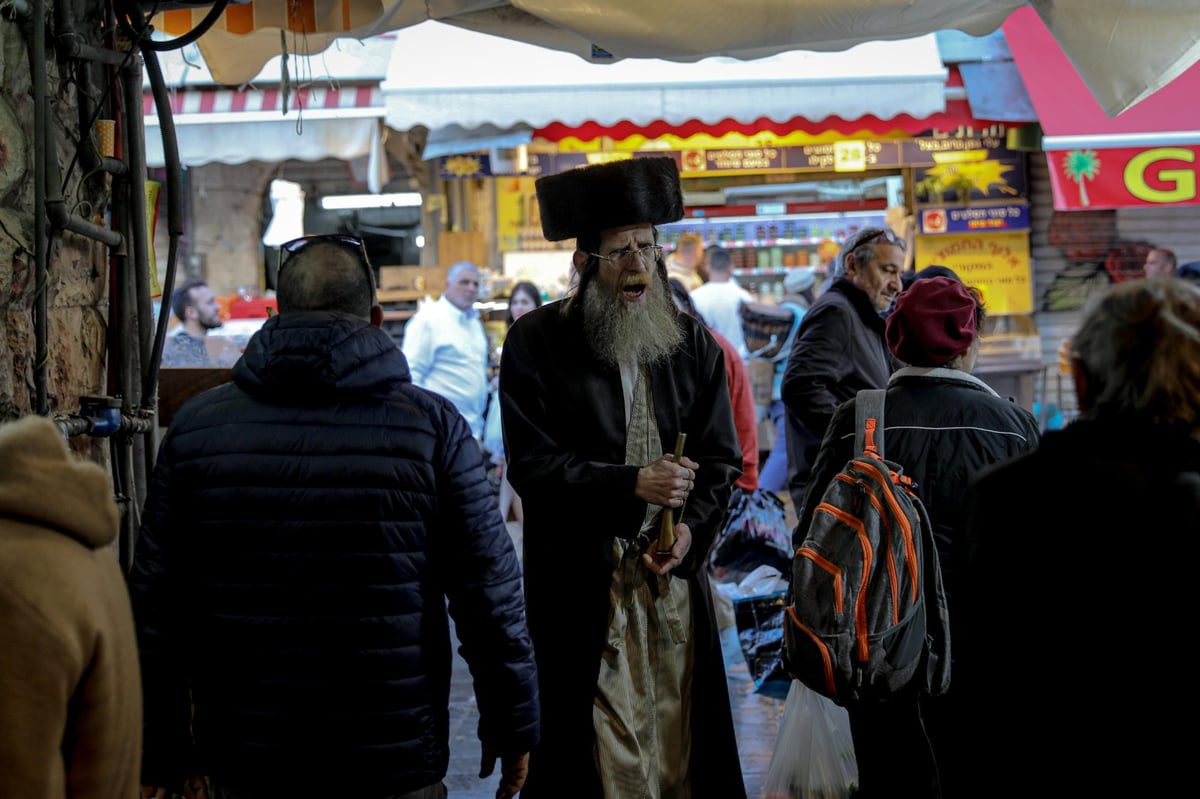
152,0,1200,118
380,23,948,136
141,36,393,168
143,85,386,167
1003,6,1200,211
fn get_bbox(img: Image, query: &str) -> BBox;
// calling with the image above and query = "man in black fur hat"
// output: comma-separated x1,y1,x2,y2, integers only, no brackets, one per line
499,156,747,799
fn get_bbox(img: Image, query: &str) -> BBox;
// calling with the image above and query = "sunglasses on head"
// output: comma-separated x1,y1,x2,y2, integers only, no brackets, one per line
852,227,906,252
277,234,376,305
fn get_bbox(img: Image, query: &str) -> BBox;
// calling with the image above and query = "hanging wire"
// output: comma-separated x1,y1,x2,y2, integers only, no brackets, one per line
286,0,315,135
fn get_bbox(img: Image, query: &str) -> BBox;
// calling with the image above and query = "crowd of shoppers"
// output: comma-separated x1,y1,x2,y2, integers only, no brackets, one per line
5,158,1198,799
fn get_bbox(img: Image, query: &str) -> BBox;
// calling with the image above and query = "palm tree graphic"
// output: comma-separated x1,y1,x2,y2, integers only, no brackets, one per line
1063,149,1101,206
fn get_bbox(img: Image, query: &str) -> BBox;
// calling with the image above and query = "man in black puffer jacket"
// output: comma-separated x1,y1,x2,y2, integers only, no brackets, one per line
130,235,538,799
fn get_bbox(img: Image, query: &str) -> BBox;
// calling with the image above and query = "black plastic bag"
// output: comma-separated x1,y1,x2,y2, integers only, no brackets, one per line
710,487,791,584
733,588,791,699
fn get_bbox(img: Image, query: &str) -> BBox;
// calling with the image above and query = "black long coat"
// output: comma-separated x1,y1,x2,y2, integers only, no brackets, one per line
958,417,1200,798
499,299,747,799
780,278,898,511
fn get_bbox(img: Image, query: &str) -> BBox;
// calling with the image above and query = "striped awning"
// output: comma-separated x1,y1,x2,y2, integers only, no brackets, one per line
142,85,385,167
143,85,383,123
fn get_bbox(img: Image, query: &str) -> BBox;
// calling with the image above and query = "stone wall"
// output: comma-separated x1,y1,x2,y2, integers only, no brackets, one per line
0,16,111,464
153,161,274,297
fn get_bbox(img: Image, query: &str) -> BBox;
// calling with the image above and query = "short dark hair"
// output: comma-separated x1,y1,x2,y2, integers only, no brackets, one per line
276,241,374,318
901,264,960,291
706,246,732,275
171,278,208,320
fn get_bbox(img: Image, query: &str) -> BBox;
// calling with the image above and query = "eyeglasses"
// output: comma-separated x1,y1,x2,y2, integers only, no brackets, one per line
277,234,376,304
586,244,663,268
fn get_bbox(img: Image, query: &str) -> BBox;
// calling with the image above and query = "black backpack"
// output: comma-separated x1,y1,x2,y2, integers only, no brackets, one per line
783,389,951,704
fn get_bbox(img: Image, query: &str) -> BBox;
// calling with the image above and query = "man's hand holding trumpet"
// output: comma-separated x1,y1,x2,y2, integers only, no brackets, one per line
634,433,694,576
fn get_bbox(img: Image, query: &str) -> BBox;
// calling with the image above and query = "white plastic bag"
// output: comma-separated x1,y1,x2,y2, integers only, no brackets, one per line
482,390,504,458
762,679,859,799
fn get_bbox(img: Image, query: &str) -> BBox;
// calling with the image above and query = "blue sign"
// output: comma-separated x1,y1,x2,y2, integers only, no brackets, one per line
918,204,1030,235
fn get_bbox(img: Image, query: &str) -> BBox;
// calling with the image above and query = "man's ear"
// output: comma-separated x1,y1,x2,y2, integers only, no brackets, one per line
572,250,588,272
369,303,384,329
841,252,858,280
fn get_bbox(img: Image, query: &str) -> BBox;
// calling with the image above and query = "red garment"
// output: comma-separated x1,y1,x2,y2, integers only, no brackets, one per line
710,329,759,490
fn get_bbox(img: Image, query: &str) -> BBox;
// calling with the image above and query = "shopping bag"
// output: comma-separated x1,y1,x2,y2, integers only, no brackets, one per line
732,587,791,699
709,487,791,584
762,679,859,799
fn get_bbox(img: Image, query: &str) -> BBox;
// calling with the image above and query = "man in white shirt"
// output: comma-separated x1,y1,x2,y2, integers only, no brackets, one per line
689,246,754,358
402,261,491,441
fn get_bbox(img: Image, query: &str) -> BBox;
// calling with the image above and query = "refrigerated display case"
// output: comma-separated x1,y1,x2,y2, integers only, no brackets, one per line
659,209,887,300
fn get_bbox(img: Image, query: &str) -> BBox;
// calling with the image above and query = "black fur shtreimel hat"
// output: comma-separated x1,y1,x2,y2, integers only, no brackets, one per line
534,156,685,242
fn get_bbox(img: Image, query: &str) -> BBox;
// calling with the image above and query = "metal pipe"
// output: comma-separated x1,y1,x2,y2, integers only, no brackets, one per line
54,410,155,439
120,53,154,403
27,0,49,415
116,51,154,516
45,201,125,246
50,0,126,66
140,47,185,404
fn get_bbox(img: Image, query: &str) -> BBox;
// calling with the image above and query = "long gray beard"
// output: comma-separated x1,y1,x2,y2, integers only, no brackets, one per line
581,276,685,368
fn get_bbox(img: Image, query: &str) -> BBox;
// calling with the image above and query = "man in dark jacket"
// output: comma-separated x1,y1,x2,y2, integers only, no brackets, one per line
959,277,1200,799
781,226,905,520
130,235,539,799
796,276,1041,798
500,157,747,798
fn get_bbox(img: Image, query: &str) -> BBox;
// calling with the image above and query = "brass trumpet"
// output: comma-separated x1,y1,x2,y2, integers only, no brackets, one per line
656,432,688,555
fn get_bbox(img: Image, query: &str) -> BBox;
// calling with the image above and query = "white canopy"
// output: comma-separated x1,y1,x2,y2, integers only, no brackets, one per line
152,0,1200,118
380,25,948,133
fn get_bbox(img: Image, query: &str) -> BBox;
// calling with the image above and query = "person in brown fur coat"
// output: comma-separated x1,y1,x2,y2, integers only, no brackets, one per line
0,415,142,798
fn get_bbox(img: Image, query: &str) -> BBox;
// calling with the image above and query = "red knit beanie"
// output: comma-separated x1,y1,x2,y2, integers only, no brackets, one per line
886,276,978,366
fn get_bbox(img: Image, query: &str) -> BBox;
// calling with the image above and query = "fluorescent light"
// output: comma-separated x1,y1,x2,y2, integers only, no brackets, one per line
320,192,422,210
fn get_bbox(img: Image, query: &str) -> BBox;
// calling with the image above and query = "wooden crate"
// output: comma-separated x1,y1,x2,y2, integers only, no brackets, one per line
377,265,449,302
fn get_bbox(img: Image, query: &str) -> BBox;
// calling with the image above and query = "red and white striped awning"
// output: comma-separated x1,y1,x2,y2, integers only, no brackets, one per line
143,85,385,167
144,85,383,123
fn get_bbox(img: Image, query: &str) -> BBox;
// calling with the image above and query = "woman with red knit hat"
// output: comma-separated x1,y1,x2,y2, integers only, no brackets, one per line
792,276,1042,799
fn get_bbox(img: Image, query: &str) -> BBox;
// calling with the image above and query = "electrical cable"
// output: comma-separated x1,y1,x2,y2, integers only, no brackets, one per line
112,0,229,51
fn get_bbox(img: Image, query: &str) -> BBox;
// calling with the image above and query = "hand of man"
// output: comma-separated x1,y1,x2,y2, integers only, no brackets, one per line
643,522,692,576
141,774,207,799
480,746,530,799
184,775,209,799
635,454,698,508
